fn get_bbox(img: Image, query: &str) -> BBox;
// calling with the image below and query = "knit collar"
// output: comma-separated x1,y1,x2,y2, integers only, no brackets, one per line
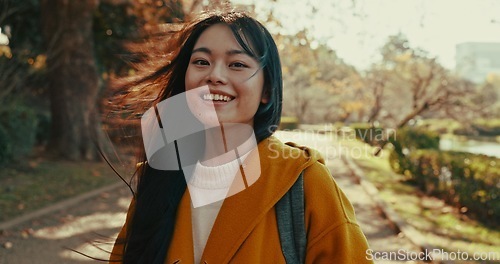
187,134,254,207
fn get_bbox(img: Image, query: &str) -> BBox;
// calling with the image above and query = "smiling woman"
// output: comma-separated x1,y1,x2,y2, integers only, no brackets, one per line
108,10,372,264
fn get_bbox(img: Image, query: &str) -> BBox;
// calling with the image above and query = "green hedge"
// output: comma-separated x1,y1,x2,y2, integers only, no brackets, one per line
416,118,500,136
0,124,11,164
389,127,498,225
388,127,440,175
279,116,299,130
450,119,500,136
454,124,500,137
403,150,499,224
350,123,384,145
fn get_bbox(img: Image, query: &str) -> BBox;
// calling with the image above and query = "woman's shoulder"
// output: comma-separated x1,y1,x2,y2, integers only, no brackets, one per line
264,137,354,217
262,136,326,163
302,156,358,226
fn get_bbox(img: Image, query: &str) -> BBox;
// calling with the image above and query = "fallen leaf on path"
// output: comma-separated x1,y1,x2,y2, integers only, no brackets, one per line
21,228,34,239
3,241,13,249
29,160,40,168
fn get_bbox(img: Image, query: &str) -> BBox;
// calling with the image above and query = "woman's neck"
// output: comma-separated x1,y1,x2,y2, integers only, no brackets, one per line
201,123,254,166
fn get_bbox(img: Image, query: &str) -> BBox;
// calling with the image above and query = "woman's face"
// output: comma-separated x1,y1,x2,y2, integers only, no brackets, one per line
185,23,267,127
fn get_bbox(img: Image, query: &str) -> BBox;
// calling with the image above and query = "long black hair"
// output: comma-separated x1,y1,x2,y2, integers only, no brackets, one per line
111,10,283,264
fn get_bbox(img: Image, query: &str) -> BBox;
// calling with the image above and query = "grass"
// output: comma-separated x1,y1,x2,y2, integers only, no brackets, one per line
0,158,126,222
338,138,500,263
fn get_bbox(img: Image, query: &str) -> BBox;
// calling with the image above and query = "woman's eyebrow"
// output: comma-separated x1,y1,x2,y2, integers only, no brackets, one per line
226,49,250,56
191,47,251,56
192,47,211,55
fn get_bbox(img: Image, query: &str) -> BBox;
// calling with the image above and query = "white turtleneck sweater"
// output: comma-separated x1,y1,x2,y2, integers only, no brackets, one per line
188,149,251,263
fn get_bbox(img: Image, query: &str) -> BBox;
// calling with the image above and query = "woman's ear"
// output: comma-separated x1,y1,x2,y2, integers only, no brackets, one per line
261,89,270,104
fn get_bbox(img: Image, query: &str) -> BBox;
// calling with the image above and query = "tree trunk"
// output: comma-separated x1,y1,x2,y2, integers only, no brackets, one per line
367,87,383,123
40,0,101,160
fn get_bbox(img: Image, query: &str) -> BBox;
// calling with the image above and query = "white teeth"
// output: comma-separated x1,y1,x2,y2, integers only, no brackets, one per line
203,93,232,102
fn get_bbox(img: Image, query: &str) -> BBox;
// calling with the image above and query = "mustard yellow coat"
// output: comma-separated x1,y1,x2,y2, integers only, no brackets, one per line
110,136,373,263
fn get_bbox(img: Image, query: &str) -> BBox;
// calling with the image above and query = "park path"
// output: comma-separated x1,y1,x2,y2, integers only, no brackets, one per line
0,184,132,264
0,131,423,263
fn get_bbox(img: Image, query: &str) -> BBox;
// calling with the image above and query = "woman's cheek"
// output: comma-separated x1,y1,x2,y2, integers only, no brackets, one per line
186,69,205,88
185,69,198,90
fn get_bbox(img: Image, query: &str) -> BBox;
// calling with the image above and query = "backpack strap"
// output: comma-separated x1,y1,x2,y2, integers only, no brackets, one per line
276,170,307,263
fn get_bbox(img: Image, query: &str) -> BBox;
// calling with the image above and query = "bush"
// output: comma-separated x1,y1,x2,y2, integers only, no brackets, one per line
350,123,384,145
454,124,500,137
418,118,500,136
390,126,440,150
451,119,500,136
388,126,498,225
279,116,299,130
388,127,440,175
0,104,39,163
0,124,11,164
35,111,51,145
406,150,499,225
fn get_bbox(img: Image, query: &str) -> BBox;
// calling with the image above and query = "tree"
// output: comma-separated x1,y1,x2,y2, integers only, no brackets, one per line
277,31,365,124
366,34,471,129
0,0,45,104
364,67,388,123
40,0,102,160
474,74,500,118
1,0,190,161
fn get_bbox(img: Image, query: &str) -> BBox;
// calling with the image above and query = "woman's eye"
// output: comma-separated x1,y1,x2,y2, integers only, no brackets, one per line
192,59,209,66
230,62,248,68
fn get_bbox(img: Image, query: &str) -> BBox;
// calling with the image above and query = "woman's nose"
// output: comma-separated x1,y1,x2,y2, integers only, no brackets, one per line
206,63,227,85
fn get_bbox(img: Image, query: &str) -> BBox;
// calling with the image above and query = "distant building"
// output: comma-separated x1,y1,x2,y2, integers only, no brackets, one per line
455,42,500,83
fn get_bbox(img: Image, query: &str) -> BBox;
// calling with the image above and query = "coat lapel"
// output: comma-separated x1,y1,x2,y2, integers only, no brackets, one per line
200,136,312,263
166,191,195,264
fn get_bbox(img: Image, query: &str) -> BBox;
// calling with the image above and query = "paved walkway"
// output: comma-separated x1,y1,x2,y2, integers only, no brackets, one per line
0,131,422,263
0,185,132,264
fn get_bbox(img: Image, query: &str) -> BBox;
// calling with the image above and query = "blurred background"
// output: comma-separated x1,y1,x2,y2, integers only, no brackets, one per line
0,0,498,262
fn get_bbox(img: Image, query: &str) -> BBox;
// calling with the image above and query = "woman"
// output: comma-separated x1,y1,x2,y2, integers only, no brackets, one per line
109,10,372,264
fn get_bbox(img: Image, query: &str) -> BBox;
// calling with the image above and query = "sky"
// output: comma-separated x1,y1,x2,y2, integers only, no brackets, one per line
232,0,500,70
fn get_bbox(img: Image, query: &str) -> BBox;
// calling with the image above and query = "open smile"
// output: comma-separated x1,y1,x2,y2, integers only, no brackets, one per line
202,92,235,103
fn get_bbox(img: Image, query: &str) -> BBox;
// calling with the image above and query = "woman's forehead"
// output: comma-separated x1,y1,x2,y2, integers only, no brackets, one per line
194,24,240,49
193,23,257,57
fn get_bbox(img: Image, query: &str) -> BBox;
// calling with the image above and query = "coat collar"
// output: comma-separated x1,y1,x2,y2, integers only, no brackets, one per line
167,136,322,263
